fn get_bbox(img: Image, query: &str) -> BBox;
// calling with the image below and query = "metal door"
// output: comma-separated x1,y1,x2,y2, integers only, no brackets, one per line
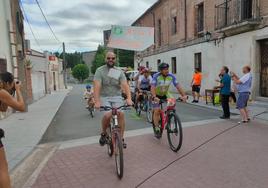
260,40,268,97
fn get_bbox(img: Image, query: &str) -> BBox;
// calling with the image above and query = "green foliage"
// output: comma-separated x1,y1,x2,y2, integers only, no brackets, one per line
91,45,106,74
115,49,134,68
72,64,89,82
54,51,84,69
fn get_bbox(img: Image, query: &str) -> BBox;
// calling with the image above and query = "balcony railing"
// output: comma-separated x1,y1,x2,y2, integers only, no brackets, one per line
215,0,260,30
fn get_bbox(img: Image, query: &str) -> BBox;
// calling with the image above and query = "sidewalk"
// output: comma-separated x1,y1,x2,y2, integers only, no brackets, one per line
173,93,268,121
22,119,268,188
0,88,71,170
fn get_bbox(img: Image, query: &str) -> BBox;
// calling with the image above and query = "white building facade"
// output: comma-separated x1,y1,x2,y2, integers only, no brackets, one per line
133,0,268,99
0,0,13,73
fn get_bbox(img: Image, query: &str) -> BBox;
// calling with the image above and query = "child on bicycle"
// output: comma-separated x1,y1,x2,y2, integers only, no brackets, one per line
84,84,95,109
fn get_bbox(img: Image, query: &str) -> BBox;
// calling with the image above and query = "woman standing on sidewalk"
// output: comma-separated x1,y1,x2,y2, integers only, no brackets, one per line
0,72,25,188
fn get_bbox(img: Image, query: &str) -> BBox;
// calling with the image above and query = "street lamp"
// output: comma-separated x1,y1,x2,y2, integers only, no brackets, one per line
204,31,212,42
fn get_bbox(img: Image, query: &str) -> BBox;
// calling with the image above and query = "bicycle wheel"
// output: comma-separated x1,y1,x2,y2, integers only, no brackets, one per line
167,112,183,152
146,101,153,123
136,102,141,116
114,133,124,179
89,107,94,118
107,127,113,157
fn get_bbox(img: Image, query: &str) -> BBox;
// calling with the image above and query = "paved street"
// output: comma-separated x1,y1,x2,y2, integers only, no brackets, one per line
30,120,268,188
41,84,222,143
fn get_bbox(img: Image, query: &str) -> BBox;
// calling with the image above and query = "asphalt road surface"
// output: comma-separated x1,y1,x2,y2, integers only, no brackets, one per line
40,84,222,143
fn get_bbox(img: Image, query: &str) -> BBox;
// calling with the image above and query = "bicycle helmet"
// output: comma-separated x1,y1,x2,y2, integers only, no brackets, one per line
158,62,169,70
138,66,145,71
86,84,92,89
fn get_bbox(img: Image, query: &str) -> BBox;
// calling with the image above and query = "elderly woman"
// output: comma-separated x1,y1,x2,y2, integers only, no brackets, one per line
0,72,25,188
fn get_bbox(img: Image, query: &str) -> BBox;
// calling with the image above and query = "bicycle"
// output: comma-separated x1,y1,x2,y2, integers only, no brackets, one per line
100,102,131,179
152,98,183,152
85,98,95,118
135,90,153,122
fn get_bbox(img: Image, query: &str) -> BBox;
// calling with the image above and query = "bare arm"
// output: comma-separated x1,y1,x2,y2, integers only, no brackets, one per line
232,75,242,84
121,80,131,100
93,80,101,106
0,89,25,112
176,85,186,97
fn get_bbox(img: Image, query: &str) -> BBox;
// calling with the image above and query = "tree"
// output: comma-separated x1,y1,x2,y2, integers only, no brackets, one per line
91,45,106,74
54,51,84,69
115,49,134,68
72,64,89,83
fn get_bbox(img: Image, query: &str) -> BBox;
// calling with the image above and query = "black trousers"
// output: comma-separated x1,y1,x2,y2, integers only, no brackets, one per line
221,94,230,118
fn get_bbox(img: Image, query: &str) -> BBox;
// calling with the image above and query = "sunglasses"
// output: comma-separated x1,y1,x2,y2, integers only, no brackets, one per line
107,57,116,60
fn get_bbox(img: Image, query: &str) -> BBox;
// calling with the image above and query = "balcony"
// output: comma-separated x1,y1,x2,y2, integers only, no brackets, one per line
215,0,261,36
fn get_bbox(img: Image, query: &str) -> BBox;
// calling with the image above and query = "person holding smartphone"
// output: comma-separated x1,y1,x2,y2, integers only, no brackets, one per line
0,72,25,188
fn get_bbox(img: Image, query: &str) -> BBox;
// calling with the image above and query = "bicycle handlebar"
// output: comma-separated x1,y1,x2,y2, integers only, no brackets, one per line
100,105,132,111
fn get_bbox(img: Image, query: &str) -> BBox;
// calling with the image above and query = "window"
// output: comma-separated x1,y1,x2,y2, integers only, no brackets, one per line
146,61,149,68
241,0,253,20
196,3,204,34
171,16,177,35
194,53,202,72
158,19,162,46
157,59,161,71
171,57,177,74
0,58,7,73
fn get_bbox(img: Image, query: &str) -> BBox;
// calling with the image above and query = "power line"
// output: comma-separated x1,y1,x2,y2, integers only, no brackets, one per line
35,0,61,43
20,1,43,51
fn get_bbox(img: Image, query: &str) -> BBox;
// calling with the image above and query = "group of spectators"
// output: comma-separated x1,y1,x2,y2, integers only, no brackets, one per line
192,66,252,123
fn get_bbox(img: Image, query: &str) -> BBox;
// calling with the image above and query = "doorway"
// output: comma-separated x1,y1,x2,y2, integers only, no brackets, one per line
260,40,268,97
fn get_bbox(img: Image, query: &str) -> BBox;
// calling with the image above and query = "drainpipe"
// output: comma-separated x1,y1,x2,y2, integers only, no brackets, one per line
184,0,187,41
224,0,228,26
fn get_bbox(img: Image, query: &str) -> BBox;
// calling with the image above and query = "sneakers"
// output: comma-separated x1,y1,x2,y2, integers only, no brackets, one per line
99,133,127,149
99,133,107,146
154,126,162,139
122,138,127,149
191,100,199,103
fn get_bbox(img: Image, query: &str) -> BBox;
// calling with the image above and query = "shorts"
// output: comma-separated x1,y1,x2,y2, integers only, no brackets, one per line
237,92,250,110
192,85,201,93
101,96,125,109
140,87,151,92
0,128,4,148
152,95,167,109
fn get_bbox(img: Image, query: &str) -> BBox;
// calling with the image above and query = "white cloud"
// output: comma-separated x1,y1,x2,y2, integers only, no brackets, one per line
21,0,157,53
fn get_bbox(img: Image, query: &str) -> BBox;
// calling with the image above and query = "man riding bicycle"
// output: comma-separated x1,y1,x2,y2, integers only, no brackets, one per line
94,52,132,148
135,68,152,106
151,62,187,138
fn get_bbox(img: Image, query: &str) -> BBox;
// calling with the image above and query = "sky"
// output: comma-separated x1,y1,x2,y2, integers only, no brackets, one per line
21,0,157,53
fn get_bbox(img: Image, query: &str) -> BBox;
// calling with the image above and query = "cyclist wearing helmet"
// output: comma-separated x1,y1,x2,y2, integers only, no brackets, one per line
136,68,153,105
151,62,187,137
133,66,145,105
84,84,94,109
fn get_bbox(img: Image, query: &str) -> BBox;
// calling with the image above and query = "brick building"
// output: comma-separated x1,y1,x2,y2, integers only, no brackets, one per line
133,0,268,99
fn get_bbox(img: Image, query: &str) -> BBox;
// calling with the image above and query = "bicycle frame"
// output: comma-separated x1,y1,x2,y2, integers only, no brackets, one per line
158,101,176,130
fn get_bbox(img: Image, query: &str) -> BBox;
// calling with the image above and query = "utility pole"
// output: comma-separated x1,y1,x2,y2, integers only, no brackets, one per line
63,42,67,89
